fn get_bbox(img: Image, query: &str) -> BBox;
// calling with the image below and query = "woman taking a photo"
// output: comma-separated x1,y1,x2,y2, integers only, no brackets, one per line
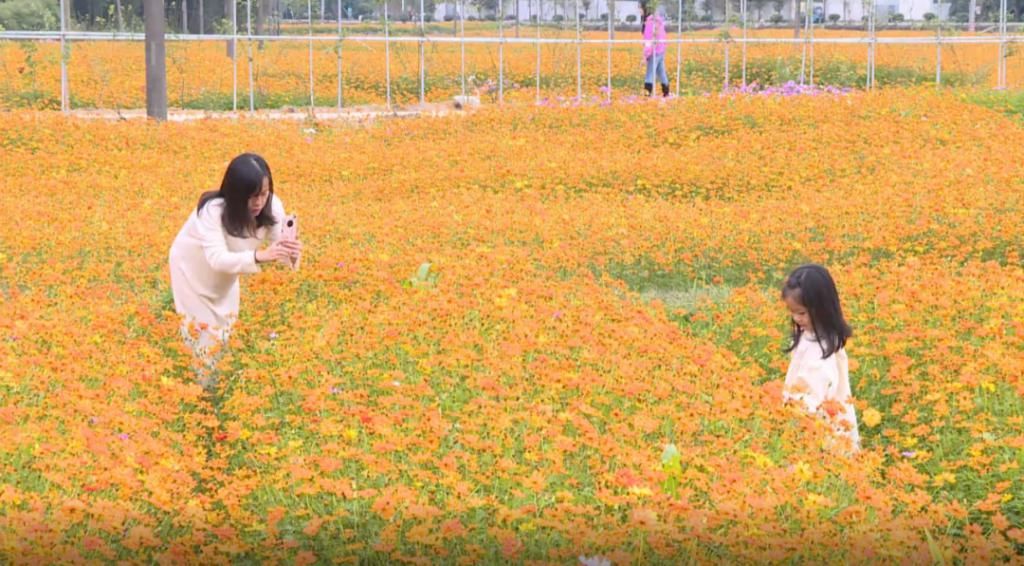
168,153,301,390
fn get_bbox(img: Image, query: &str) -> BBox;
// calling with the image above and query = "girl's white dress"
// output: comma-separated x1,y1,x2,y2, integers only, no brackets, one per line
168,194,285,350
783,332,861,451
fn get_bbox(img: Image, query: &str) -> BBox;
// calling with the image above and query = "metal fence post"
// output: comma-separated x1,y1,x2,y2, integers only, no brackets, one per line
741,0,747,87
607,0,613,100
232,0,238,110
998,0,1008,88
59,0,69,113
536,0,541,103
575,0,581,99
420,0,426,103
500,0,505,103
675,0,682,96
248,0,255,112
344,0,348,109
385,0,392,108
867,0,876,89
307,0,315,111
461,0,467,97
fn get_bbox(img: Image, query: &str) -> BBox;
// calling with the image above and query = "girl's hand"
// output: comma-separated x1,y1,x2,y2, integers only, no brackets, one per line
257,239,302,264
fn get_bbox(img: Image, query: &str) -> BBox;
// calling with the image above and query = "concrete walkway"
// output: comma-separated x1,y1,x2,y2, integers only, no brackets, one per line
67,100,476,123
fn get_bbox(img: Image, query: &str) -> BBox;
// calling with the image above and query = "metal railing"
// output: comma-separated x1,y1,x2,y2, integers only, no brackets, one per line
0,0,1019,113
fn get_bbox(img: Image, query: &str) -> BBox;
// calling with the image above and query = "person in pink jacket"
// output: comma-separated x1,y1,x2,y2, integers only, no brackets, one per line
642,2,669,97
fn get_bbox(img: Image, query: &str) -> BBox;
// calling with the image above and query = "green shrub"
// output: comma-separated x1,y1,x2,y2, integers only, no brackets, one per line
0,0,59,31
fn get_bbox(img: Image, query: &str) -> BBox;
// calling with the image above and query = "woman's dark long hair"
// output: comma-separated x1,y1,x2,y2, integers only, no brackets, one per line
781,264,852,359
197,153,277,238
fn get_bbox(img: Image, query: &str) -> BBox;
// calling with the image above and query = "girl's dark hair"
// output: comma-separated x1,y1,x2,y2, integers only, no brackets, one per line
197,153,277,237
781,263,852,359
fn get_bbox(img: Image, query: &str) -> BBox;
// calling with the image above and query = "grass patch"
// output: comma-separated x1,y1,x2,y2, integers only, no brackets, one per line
639,284,732,312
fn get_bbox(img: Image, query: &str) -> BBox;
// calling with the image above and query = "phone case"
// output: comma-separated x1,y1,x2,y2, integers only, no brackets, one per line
281,214,298,241
281,214,300,271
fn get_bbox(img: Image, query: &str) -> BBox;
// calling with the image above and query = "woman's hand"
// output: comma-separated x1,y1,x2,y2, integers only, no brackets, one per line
256,239,302,264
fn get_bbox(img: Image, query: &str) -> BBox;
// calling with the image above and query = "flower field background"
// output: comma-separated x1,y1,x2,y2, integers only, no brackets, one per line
4,26,1024,110
1,88,1023,563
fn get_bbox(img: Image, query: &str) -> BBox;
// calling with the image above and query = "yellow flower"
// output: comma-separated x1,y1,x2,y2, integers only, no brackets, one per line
803,493,831,510
793,461,813,482
933,472,957,487
862,407,882,428
743,450,774,469
628,486,653,497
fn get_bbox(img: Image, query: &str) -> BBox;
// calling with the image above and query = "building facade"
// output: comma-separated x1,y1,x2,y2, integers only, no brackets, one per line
434,0,643,22
434,0,951,22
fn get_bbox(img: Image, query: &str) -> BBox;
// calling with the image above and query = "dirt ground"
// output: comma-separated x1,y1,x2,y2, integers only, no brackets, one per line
66,100,475,123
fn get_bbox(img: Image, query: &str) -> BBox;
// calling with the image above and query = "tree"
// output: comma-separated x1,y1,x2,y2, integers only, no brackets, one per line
515,0,520,36
144,0,167,119
256,0,269,46
947,0,1010,26
473,0,498,17
0,0,59,30
750,0,769,21
115,0,125,30
792,0,799,37
223,0,235,56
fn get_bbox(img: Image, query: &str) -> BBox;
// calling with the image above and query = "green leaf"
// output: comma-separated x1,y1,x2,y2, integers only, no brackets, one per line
923,529,946,566
416,262,432,281
661,443,680,465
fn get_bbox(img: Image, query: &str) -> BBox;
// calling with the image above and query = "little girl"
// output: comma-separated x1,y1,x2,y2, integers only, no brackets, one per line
781,264,861,452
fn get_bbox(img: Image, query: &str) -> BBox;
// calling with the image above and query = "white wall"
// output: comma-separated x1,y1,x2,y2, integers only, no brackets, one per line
820,0,866,21
436,0,655,23
715,0,948,21
435,0,946,23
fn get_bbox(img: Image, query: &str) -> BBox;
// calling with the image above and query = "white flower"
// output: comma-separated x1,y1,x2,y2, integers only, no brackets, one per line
578,555,612,566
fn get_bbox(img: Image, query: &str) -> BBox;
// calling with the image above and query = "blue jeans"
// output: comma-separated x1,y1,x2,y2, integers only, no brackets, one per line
645,52,668,85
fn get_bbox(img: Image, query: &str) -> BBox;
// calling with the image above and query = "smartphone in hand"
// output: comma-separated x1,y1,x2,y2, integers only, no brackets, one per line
281,214,298,241
280,214,300,270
